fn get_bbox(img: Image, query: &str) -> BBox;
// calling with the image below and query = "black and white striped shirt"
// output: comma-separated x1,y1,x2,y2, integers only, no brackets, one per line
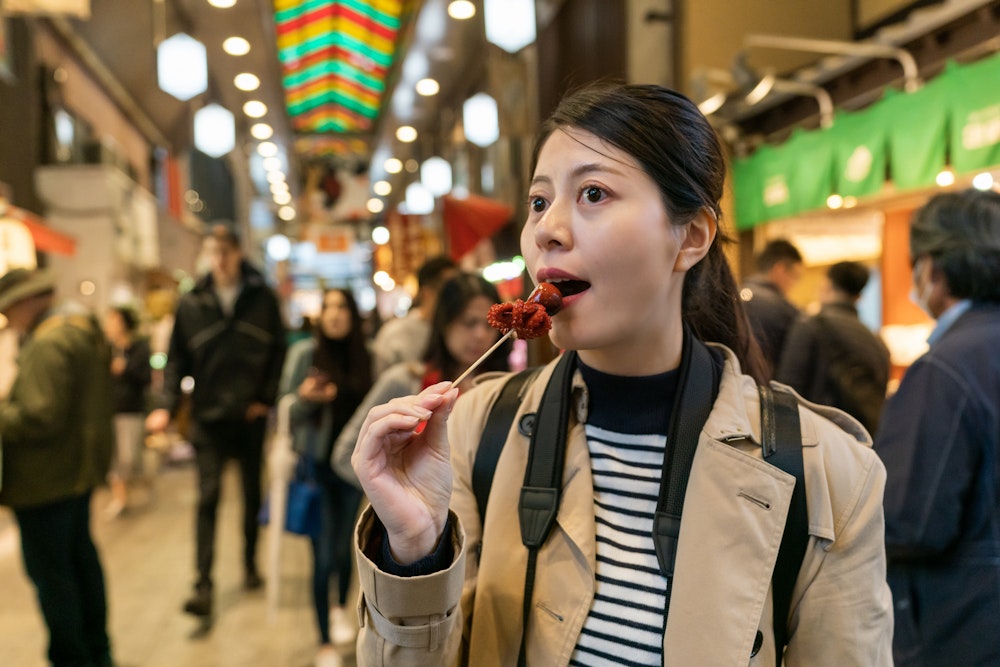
571,362,678,667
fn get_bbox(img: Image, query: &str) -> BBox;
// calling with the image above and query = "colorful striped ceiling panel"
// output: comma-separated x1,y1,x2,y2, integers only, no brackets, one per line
274,0,407,137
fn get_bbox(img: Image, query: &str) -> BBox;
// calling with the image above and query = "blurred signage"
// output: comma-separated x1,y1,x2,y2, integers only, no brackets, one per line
306,224,353,254
0,0,90,17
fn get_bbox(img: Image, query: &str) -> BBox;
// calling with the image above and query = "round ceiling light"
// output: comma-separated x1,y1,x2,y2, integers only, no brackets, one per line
448,0,475,19
243,100,267,118
234,73,260,91
250,123,273,140
416,78,440,96
222,36,250,56
396,125,418,143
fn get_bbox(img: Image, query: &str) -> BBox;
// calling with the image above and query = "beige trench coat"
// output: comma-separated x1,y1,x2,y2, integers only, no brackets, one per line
354,346,893,666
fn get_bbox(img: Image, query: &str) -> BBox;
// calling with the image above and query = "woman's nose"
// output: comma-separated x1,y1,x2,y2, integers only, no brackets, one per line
532,201,572,250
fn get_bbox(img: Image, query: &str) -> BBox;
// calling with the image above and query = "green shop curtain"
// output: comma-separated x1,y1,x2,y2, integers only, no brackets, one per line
731,130,834,229
747,143,797,223
730,51,1000,230
882,77,949,189
732,153,764,231
782,127,835,212
942,56,1000,174
826,107,888,198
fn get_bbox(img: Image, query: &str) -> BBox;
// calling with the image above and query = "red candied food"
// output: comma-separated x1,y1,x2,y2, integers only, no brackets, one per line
487,300,552,339
527,282,563,316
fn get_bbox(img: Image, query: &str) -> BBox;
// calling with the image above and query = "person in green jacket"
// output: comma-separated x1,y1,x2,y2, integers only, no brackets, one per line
0,267,115,667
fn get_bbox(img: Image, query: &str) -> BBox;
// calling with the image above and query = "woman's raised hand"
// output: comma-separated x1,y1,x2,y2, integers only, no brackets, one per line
352,381,460,564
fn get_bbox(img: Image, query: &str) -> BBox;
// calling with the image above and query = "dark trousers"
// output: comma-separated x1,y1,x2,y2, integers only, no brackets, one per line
14,492,111,667
311,463,362,645
191,417,266,586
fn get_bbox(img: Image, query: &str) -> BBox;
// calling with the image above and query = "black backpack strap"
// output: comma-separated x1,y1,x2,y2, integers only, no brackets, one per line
758,383,807,666
517,350,577,667
653,327,719,603
472,367,540,526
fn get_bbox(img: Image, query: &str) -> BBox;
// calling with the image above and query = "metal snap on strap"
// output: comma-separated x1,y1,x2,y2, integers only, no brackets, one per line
518,413,536,437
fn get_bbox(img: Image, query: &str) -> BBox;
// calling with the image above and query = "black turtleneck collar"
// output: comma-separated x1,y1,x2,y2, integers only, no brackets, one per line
578,360,678,435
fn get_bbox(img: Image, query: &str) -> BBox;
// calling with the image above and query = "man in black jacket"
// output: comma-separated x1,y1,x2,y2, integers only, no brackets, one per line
740,239,803,376
147,224,286,617
775,261,890,434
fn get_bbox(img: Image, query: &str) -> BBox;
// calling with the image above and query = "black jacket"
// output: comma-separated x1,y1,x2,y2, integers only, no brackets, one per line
158,261,286,423
775,302,890,434
876,303,1000,667
741,276,800,374
111,337,152,414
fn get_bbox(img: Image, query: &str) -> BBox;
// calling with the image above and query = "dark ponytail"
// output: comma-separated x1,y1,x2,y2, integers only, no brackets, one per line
532,82,767,383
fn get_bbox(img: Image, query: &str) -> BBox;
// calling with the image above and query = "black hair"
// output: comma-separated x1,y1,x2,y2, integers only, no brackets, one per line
755,239,803,272
312,288,372,392
911,188,1000,303
204,222,241,248
530,82,767,383
424,273,511,381
827,261,870,297
417,255,458,291
112,305,139,333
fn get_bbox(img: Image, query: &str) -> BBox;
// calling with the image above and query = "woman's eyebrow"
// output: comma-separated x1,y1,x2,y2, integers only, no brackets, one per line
530,162,628,187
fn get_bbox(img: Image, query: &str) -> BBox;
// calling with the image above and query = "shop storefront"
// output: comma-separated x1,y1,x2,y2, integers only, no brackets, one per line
730,50,1000,381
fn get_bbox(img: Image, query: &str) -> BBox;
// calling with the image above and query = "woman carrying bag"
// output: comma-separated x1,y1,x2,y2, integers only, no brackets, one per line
349,83,892,666
279,288,372,667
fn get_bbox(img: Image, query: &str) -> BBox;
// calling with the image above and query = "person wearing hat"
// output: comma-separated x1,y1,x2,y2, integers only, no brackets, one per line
146,223,286,618
0,267,116,667
875,188,1000,666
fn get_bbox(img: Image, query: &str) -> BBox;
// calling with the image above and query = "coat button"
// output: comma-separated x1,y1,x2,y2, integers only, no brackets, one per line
750,630,763,657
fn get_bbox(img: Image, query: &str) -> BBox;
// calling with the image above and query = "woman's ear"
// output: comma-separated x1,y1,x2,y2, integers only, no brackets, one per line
673,207,718,272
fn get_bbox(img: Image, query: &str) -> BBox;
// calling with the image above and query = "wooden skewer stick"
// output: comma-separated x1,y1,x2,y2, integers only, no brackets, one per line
450,329,516,389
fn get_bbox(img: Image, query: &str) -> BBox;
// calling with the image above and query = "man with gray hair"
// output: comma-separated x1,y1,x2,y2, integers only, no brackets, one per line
875,188,1000,666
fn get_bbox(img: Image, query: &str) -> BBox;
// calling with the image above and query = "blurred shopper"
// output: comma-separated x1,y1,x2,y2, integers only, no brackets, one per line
278,288,373,667
775,261,890,434
102,305,153,519
146,223,286,618
0,268,115,667
370,255,457,376
331,272,510,487
876,188,1000,666
741,239,804,375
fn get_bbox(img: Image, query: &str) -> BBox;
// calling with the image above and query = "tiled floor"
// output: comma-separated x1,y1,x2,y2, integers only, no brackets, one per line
0,461,358,667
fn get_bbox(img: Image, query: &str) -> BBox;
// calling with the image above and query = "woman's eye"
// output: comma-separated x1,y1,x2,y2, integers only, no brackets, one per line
582,186,604,203
529,196,546,212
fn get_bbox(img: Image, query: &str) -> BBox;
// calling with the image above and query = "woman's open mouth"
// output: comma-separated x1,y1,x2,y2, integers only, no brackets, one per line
548,279,590,298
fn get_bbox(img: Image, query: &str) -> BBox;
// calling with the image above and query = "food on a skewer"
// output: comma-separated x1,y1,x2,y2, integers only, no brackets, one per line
527,281,563,316
453,284,563,388
487,283,563,339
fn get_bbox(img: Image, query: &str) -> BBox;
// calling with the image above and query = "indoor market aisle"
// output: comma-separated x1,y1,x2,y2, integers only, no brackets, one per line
0,461,359,667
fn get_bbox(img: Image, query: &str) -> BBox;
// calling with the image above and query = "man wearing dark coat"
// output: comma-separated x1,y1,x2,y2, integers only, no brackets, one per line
776,261,890,434
146,224,286,618
740,238,803,376
876,188,1000,666
0,267,115,667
